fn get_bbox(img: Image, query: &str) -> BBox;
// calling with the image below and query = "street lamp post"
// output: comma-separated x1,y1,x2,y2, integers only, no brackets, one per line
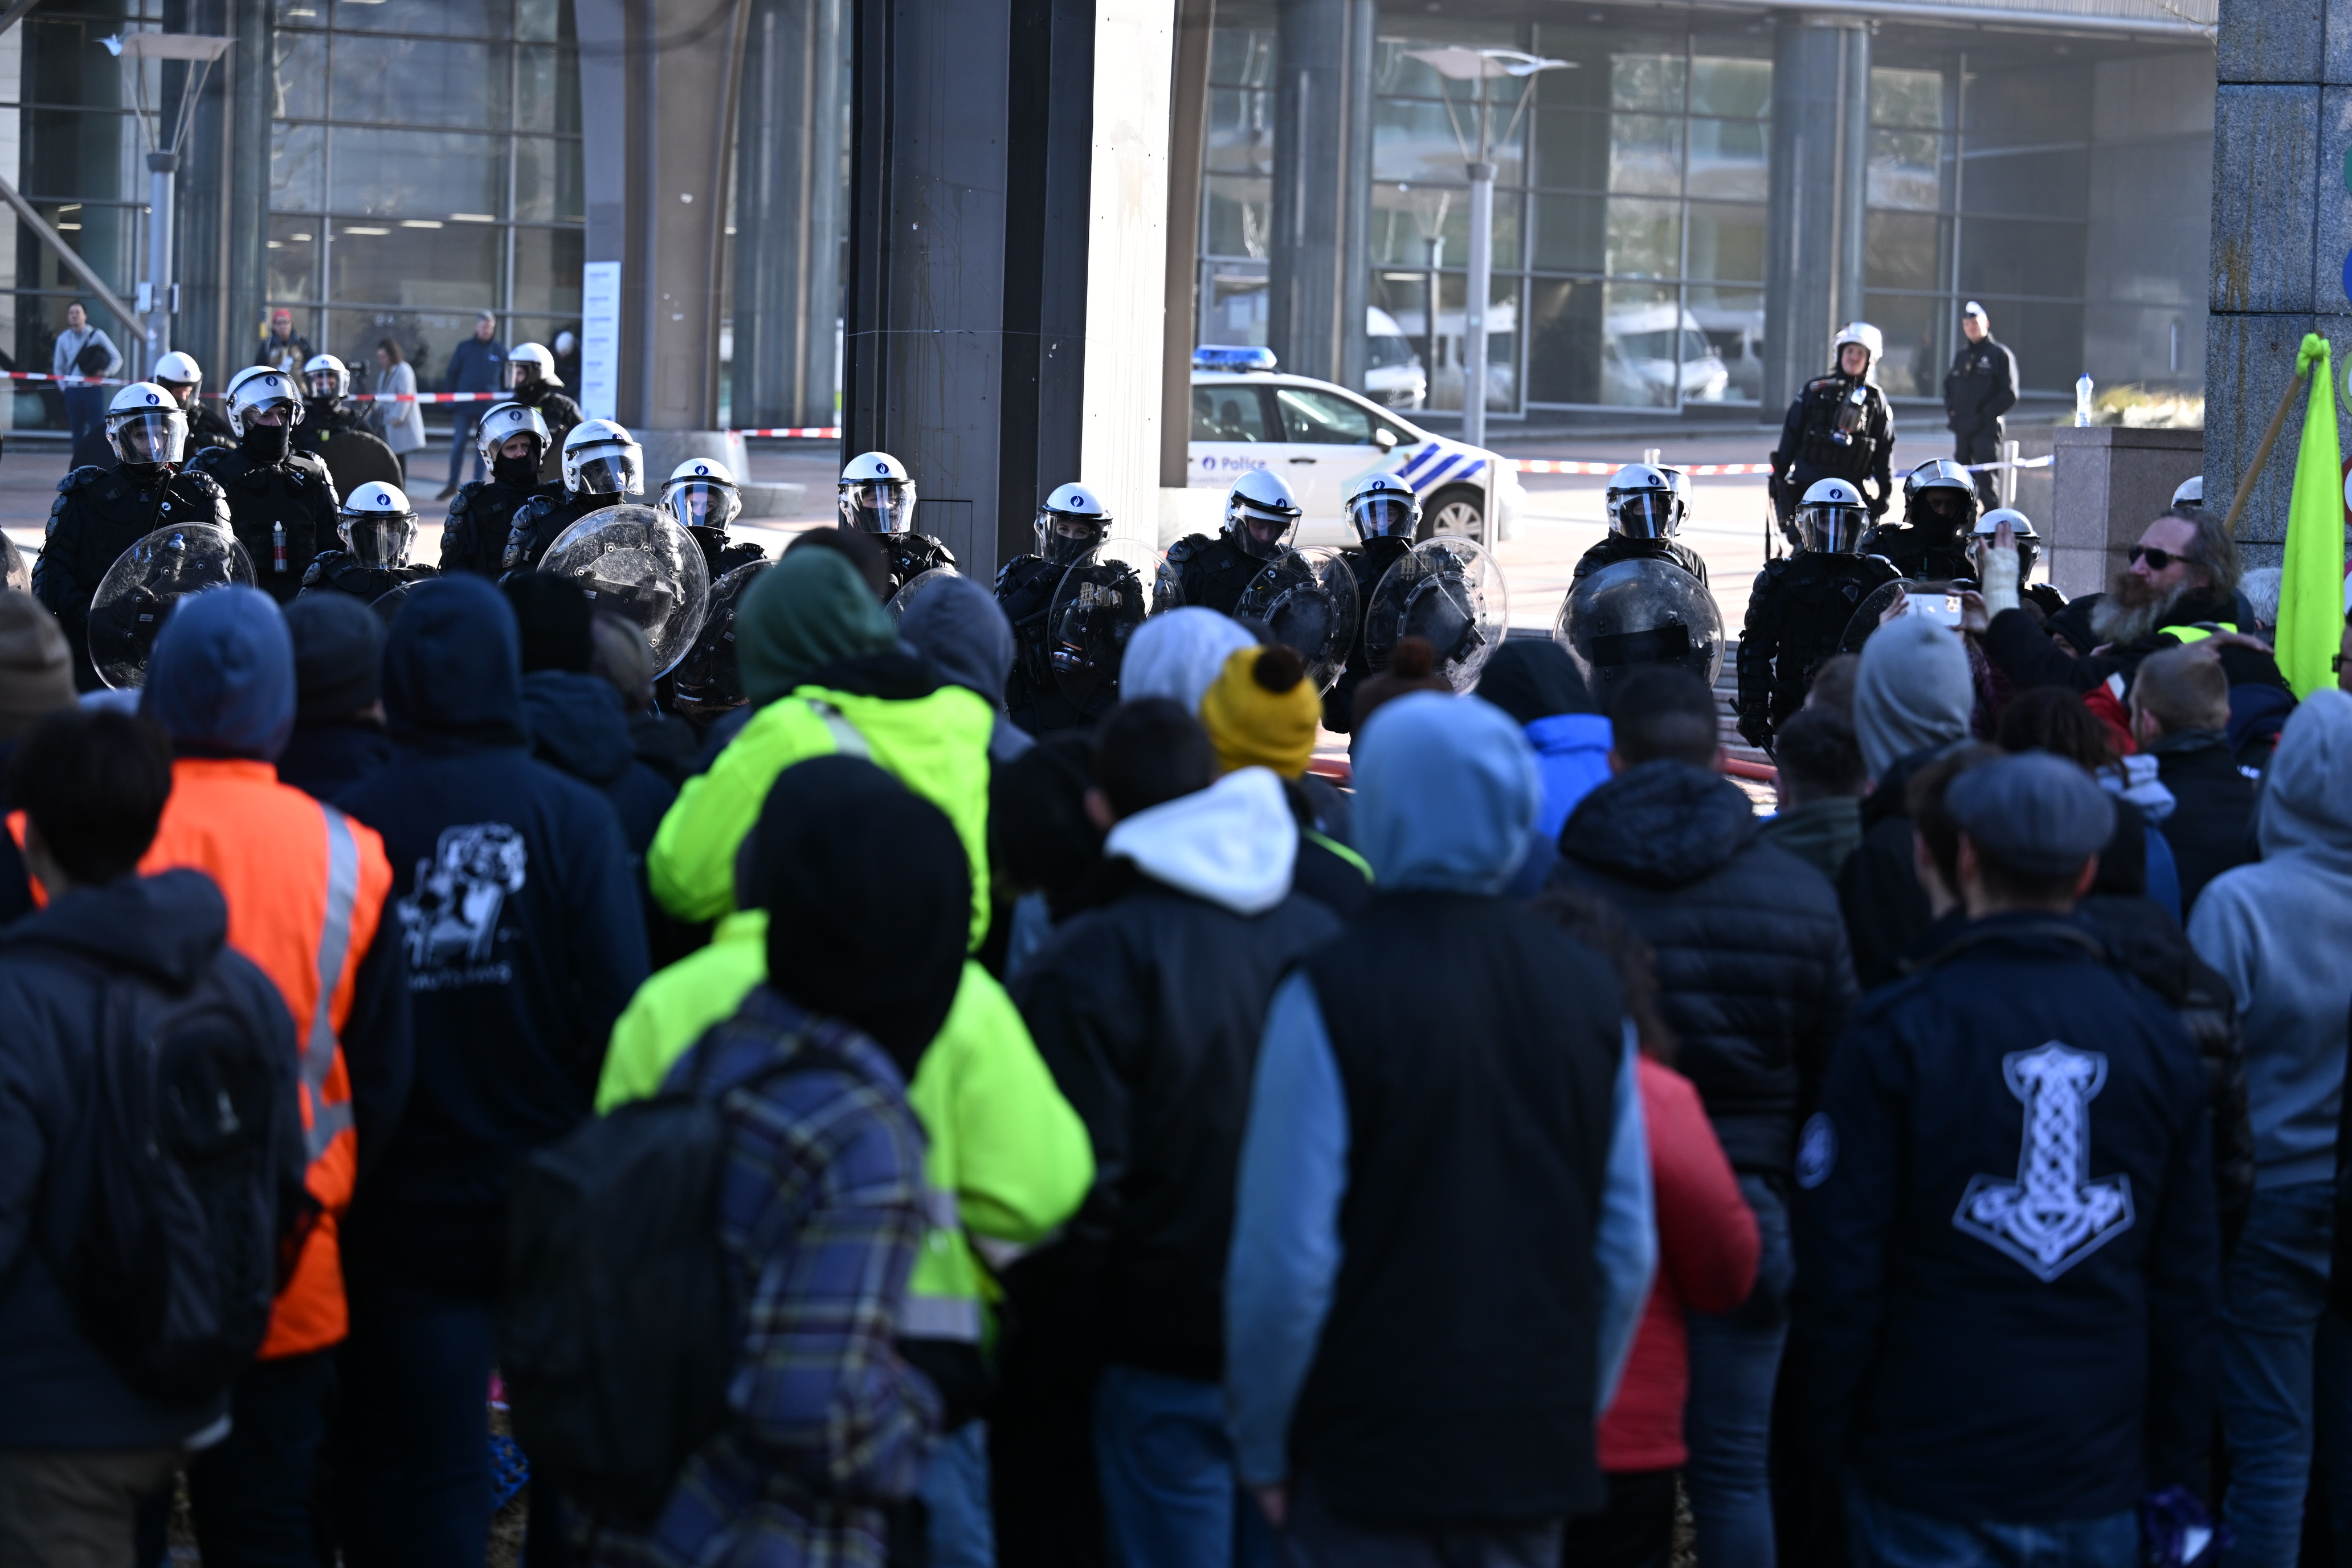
105,30,231,376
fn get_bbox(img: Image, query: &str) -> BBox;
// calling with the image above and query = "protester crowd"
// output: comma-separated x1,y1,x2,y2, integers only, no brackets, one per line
0,472,2347,1568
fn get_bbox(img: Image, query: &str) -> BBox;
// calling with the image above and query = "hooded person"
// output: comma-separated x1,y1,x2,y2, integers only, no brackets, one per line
501,571,676,861
1200,642,1370,917
276,591,392,799
587,610,700,788
593,754,1094,1562
1349,635,1454,735
2187,690,2352,1567
897,573,1035,765
1837,615,1977,989
332,574,647,1566
1117,606,1257,717
1004,697,1344,1567
128,585,413,1566
0,591,76,922
648,547,997,940
1477,638,1611,842
1226,692,1655,1559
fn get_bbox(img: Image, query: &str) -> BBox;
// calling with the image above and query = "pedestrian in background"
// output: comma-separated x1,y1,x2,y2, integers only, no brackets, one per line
370,339,426,482
1943,303,2018,511
259,308,312,376
51,301,119,448
438,311,506,500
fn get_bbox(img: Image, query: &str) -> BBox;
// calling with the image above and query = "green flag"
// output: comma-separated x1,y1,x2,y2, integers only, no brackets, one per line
2280,333,2345,697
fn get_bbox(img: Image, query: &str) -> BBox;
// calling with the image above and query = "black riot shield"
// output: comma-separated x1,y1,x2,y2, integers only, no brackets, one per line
315,428,405,495
1363,536,1510,691
1048,549,1148,710
1235,547,1361,694
672,557,772,710
1552,555,1724,704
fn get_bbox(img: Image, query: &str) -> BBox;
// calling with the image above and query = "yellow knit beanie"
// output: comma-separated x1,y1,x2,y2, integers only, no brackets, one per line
1200,643,1321,778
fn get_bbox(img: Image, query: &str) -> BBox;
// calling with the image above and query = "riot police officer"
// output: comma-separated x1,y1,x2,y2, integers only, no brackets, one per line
1573,463,1708,585
295,351,402,493
1859,458,1979,581
1942,302,2018,510
151,349,236,451
659,457,766,578
440,401,558,577
1968,506,2067,619
505,341,582,476
2172,475,2204,516
300,480,435,606
1769,322,1894,548
1158,467,1301,618
838,450,954,595
1736,476,1898,749
189,366,341,604
32,379,232,689
301,354,366,434
1322,471,1419,732
503,419,643,574
997,481,1117,734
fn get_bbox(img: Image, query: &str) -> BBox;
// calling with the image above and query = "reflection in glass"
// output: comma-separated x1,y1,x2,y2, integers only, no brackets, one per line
1689,286,1765,402
1609,115,1683,195
1864,211,1945,293
1532,193,1602,273
1871,68,1946,130
512,226,585,316
516,136,585,223
271,32,326,120
330,129,504,218
1606,198,1680,279
1686,117,1767,200
1685,202,1765,284
1374,96,1522,188
1427,272,1518,413
1206,175,1271,260
517,46,582,134
1863,292,1946,398
1689,57,1770,118
333,38,510,130
268,219,318,302
1868,129,1946,211
332,0,514,37
1207,87,1273,175
271,122,325,211
1611,54,1687,112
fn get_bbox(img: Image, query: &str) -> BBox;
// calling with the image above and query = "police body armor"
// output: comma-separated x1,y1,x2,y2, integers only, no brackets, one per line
188,444,340,605
1572,533,1709,587
513,385,584,484
1773,375,1892,538
502,491,603,577
688,524,767,582
880,532,957,599
442,478,554,577
33,465,233,690
299,552,436,607
996,554,1076,734
1157,532,1263,618
1321,535,1413,732
1735,550,1900,746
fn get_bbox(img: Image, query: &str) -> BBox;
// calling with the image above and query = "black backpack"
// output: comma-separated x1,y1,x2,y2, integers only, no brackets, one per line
499,1028,848,1531
55,958,306,1408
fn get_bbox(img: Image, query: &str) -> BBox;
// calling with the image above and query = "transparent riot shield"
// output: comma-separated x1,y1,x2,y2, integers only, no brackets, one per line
88,524,255,689
1048,547,1149,709
886,565,959,622
538,503,712,676
1236,546,1360,694
672,558,774,710
1551,556,1725,704
1363,535,1510,691
1838,578,1922,655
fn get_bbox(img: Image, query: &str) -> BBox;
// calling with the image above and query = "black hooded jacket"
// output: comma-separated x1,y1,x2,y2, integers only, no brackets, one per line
1552,760,1858,1174
519,668,676,859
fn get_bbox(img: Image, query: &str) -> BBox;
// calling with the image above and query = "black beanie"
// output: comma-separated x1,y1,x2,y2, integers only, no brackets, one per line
283,592,383,722
500,571,595,674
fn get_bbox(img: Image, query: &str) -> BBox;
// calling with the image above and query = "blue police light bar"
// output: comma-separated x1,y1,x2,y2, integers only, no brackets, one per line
1193,344,1277,372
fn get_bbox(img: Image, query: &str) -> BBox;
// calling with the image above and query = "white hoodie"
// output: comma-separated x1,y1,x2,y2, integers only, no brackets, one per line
1102,766,1297,916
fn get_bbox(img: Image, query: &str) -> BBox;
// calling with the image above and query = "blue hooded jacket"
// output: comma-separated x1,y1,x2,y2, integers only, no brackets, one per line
520,668,676,859
141,586,296,761
336,574,649,1288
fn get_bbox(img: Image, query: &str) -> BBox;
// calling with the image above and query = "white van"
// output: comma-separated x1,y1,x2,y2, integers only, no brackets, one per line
1365,307,1428,411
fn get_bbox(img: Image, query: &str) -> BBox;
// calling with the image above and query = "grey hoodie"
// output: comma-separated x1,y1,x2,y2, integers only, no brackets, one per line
2189,688,2352,1187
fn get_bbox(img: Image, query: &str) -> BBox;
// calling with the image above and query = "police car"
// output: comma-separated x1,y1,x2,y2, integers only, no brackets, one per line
1190,346,1524,546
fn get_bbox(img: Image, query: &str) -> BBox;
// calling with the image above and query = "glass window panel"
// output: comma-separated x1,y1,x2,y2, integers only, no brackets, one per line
1962,66,2090,148
24,202,135,296
1959,218,2085,300
330,129,505,218
1532,192,1603,273
1202,270,1268,344
1527,276,1602,404
326,308,493,395
1369,186,1456,268
276,0,327,23
517,46,581,134
1689,57,1769,118
271,31,327,121
1379,25,1523,104
512,225,583,316
1861,292,1946,398
1611,54,1685,112
1599,281,1680,408
1275,386,1375,444
1203,174,1270,260
515,136,583,222
328,217,500,311
1607,197,1680,280
1686,117,1767,200
1374,96,1520,187
272,122,325,211
1868,130,1946,212
1689,284,1765,402
1426,272,1518,413
1685,201,1764,284
1864,211,1945,292
268,216,320,303
1610,115,1682,195
2004,299,2084,392
332,38,510,129
21,109,133,202
1434,192,1521,275
1206,88,1273,175
332,0,514,38
1530,44,1612,113
1193,382,1272,440
1210,26,1275,90
1871,67,1946,130
1959,146,2089,219
1533,109,1608,193
517,0,564,44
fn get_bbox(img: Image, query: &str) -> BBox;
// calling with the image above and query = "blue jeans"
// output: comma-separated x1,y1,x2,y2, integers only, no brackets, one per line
1845,1479,2137,1568
185,1349,336,1567
334,1268,499,1568
922,1421,996,1568
62,383,106,444
1093,1363,1275,1568
1686,1173,1794,1568
2219,1181,2352,1568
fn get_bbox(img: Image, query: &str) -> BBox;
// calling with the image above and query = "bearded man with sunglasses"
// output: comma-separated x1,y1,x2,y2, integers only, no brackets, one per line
1981,508,2244,695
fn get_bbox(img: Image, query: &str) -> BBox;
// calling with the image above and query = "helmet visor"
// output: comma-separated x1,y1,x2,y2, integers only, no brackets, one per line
305,369,342,401
1036,509,1104,565
344,512,418,569
1803,505,1867,554
1909,485,1974,532
663,479,741,533
1610,491,1676,540
1228,504,1297,560
1348,492,1418,540
840,478,915,534
505,359,542,390
575,449,642,496
108,409,187,468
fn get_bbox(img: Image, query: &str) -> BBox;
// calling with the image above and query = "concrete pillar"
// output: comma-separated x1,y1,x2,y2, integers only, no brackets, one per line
1160,0,1215,488
2048,426,2206,599
732,0,846,431
1265,0,1373,389
578,0,753,479
2202,0,2348,568
1762,14,1868,415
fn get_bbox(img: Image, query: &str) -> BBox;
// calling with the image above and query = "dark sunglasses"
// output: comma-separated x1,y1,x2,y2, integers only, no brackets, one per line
2128,544,2191,571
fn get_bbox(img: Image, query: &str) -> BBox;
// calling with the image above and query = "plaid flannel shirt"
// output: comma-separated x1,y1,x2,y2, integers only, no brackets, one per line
587,986,942,1567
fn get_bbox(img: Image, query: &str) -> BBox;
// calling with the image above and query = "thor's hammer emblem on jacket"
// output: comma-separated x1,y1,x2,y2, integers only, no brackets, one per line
1953,1041,2134,1282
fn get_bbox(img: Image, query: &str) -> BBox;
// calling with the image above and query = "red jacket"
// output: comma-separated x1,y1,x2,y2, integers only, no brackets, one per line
1598,1058,1759,1472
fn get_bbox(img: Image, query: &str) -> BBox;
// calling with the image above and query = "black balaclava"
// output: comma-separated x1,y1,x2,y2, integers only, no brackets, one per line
241,420,292,464
493,447,541,489
755,754,970,1077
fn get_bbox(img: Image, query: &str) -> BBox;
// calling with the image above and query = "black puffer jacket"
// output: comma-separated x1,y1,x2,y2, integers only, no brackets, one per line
1551,760,1858,1175
1839,745,1943,991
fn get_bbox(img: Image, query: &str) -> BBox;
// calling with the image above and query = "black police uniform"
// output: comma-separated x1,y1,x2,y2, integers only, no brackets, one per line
511,381,583,484
187,440,341,605
1572,533,1709,586
877,532,956,598
1157,531,1262,618
689,524,767,582
187,399,238,453
440,475,557,577
1769,375,1894,542
994,554,1119,736
1736,549,1899,748
501,490,608,576
295,405,403,496
32,463,233,690
1321,534,1414,733
1855,520,1973,583
299,553,436,606
1943,336,2019,510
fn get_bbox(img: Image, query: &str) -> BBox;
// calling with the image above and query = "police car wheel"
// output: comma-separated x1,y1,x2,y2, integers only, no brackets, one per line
1422,485,1483,541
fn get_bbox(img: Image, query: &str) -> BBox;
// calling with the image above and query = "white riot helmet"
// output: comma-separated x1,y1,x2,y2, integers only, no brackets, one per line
1831,321,1883,375
1972,507,2041,579
1035,481,1111,565
104,381,189,473
2172,475,2204,510
302,353,350,403
1223,467,1302,560
1605,463,1684,540
223,366,305,436
661,457,742,533
561,419,644,498
839,450,916,535
338,481,419,569
1798,476,1870,554
506,341,562,390
151,350,203,402
475,399,552,466
1345,471,1421,542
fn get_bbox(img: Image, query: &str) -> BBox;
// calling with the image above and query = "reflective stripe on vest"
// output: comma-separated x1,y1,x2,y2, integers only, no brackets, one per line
806,697,871,760
304,805,361,1161
2158,622,2236,645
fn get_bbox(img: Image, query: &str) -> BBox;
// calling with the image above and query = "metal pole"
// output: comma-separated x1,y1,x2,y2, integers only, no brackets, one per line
1461,79,1492,450
2000,437,2018,510
144,151,175,373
